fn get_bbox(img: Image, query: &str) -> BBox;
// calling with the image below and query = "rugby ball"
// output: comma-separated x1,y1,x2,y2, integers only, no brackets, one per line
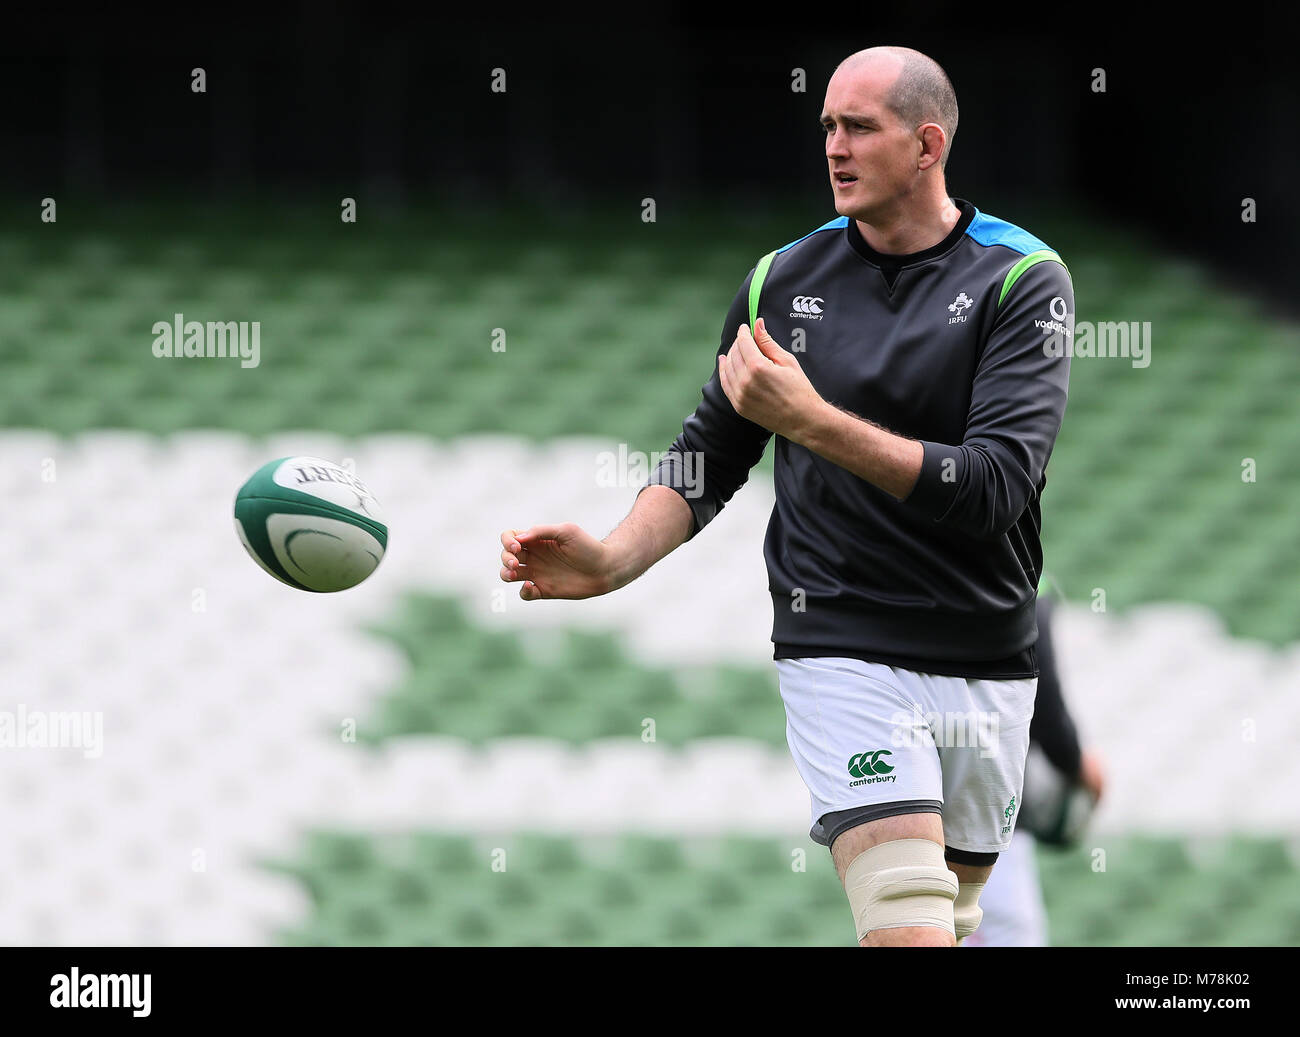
234,456,387,592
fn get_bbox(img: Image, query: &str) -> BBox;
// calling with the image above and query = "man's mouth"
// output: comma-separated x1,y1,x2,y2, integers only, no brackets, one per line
833,172,859,186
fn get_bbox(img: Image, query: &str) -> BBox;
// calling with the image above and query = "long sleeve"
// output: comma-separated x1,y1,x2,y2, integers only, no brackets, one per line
903,260,1073,539
642,270,774,540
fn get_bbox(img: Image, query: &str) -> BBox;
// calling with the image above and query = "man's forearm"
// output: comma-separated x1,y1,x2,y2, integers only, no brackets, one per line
794,399,924,501
603,484,695,591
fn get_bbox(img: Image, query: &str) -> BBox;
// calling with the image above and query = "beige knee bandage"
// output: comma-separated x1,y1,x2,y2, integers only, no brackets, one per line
953,881,986,944
843,838,959,942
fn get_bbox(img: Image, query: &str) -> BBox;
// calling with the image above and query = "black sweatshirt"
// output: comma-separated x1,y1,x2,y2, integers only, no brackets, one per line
646,198,1073,678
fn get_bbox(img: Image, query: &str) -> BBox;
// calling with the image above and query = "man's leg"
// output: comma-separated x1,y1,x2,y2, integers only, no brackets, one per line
946,859,994,946
935,673,1037,946
958,829,1046,946
830,812,959,947
774,657,952,946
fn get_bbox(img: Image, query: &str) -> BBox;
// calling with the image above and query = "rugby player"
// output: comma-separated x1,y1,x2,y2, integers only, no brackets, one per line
500,45,1073,946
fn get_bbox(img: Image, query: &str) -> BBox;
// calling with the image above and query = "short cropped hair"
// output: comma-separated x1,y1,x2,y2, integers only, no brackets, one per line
840,47,959,168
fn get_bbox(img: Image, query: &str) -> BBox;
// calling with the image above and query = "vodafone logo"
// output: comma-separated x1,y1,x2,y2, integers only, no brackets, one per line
1036,295,1073,337
790,295,825,320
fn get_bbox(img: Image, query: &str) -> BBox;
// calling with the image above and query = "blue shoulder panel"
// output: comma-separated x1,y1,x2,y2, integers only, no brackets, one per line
965,207,1053,256
776,216,849,254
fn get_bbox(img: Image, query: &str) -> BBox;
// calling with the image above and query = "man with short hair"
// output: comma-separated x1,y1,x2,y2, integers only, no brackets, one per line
500,45,1073,946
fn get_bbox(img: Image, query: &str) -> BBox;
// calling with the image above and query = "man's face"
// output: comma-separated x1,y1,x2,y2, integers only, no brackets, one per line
821,60,925,220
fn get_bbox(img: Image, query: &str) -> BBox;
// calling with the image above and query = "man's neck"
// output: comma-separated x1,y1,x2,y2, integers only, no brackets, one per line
854,196,962,256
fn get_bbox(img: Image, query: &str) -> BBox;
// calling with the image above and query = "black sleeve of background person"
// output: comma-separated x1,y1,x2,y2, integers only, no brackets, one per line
642,270,774,540
1030,596,1082,778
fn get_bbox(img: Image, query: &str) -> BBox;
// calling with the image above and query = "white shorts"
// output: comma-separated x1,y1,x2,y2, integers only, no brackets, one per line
774,657,1036,855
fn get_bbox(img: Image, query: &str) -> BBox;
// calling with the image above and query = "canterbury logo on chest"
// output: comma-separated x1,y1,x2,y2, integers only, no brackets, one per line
790,295,824,319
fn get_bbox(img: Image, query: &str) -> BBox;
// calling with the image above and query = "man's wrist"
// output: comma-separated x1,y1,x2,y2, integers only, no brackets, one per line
600,532,639,593
789,397,841,452
603,483,691,592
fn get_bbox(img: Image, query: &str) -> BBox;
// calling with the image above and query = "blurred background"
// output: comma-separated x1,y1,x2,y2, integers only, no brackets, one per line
0,5,1297,945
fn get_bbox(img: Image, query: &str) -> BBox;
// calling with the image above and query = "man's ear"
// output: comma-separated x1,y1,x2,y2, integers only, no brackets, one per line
917,123,945,171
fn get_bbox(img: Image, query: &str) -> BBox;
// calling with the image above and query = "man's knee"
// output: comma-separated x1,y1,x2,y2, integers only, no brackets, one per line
829,808,944,877
952,881,986,944
945,854,996,945
842,837,959,943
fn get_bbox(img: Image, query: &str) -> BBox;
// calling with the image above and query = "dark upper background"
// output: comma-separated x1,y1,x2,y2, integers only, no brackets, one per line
3,3,1297,315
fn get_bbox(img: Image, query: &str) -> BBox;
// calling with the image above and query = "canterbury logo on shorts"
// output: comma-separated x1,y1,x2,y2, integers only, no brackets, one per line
847,749,894,778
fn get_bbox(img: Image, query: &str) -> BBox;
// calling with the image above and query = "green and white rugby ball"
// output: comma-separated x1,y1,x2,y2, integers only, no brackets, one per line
234,456,387,592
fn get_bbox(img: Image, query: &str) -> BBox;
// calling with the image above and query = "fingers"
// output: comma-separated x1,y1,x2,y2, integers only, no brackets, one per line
734,322,765,366
519,580,542,601
500,566,542,598
718,350,737,407
500,527,548,600
502,562,542,599
501,558,542,601
500,528,529,589
752,317,787,362
500,529,526,577
720,334,752,410
516,523,569,543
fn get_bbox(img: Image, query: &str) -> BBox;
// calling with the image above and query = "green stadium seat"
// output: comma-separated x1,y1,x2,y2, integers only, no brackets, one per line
409,832,481,873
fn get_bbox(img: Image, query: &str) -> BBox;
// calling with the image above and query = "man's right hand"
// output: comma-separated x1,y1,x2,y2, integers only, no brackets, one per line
499,523,614,601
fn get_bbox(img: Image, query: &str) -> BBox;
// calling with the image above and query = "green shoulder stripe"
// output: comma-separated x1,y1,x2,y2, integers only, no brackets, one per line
748,250,777,329
998,249,1068,307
